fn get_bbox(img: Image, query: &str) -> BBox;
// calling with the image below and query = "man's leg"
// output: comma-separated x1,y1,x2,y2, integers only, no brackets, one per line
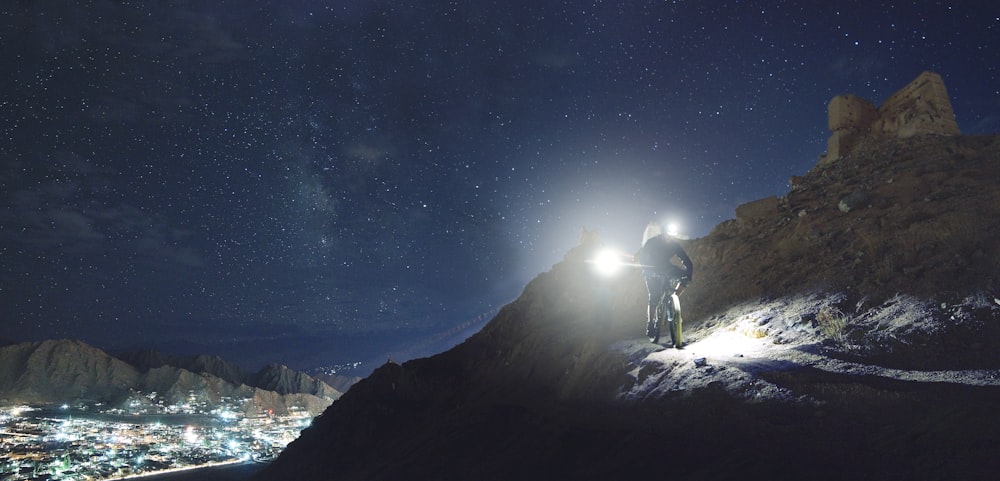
645,275,666,338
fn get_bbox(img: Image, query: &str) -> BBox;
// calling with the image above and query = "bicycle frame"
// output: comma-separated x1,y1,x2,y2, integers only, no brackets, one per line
651,281,684,347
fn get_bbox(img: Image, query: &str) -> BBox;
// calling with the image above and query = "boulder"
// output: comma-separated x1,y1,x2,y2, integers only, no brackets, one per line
837,189,869,213
735,196,779,225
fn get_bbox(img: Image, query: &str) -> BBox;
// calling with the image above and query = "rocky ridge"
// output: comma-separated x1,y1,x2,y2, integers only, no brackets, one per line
116,349,342,399
259,72,1000,480
0,339,341,416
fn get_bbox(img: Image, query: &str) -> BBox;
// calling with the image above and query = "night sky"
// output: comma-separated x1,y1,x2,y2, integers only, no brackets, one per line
2,1,998,370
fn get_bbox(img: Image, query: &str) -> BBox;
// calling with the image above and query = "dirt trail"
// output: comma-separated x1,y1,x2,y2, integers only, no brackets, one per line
618,292,1000,403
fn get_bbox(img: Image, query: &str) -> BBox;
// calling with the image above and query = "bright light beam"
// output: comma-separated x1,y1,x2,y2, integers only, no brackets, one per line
588,248,643,277
594,250,622,276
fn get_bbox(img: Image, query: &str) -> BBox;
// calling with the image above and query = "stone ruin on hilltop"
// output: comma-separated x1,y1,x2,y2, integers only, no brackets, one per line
698,70,1000,322
820,70,960,164
734,70,962,226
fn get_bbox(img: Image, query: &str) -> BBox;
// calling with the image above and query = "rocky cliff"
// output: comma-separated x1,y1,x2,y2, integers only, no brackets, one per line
258,73,1000,480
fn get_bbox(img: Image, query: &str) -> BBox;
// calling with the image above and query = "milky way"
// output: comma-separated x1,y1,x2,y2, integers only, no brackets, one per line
1,1,997,369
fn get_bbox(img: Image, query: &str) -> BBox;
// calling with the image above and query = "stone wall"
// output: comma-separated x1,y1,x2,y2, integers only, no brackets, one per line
872,71,961,138
820,71,960,164
825,94,878,160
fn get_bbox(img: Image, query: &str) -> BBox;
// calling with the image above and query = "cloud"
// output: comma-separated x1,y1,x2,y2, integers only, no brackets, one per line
346,143,393,164
136,236,205,269
0,153,205,269
168,8,246,64
968,114,1000,135
533,49,579,70
826,54,887,82
14,2,247,124
46,208,105,242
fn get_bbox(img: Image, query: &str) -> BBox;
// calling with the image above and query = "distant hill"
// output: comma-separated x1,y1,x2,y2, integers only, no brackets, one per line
258,73,1000,480
115,350,249,385
252,364,341,398
0,339,342,416
0,339,140,403
310,372,363,394
113,348,348,396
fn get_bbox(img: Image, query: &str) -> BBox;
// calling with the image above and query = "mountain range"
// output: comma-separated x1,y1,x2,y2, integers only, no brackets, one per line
257,72,1000,480
0,339,341,416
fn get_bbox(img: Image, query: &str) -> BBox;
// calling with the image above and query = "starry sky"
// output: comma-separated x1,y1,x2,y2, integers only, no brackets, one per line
2,1,998,371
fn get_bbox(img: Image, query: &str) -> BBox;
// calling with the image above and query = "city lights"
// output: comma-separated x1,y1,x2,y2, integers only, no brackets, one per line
0,401,316,480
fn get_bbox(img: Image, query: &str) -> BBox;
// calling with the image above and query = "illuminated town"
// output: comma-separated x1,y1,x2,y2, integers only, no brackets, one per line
0,398,315,480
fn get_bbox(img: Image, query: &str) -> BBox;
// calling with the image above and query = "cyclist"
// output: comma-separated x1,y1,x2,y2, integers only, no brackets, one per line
638,222,693,347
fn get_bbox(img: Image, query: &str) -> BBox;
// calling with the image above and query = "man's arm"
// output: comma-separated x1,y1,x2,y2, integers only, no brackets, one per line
673,243,693,283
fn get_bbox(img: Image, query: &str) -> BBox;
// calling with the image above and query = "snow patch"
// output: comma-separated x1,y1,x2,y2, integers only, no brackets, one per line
617,292,1000,404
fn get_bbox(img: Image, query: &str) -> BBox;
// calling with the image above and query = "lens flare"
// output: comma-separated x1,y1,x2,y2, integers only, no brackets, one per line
592,249,623,276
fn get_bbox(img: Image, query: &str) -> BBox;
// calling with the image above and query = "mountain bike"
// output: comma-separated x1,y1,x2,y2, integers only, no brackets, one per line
649,279,683,348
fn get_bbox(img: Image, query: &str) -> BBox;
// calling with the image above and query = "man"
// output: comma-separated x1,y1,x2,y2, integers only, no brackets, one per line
638,222,693,347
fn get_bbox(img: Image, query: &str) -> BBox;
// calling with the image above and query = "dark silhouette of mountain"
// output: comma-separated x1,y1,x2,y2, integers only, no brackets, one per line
114,347,341,397
258,73,1000,480
0,339,342,415
114,348,172,371
174,353,251,386
310,372,362,394
115,349,250,385
252,364,341,398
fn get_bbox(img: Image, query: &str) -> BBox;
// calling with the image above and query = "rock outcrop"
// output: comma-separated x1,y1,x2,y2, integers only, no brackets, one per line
822,71,960,163
692,134,1000,328
734,195,779,226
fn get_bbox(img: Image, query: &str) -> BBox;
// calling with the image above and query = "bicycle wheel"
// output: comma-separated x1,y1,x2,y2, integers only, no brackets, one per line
650,292,667,343
667,293,683,348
